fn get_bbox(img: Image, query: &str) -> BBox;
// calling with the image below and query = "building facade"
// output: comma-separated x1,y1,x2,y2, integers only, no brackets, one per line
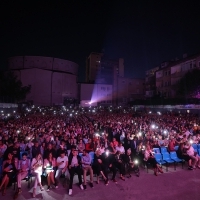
117,77,144,105
154,54,200,98
84,52,144,106
145,67,159,98
86,52,124,83
8,56,79,106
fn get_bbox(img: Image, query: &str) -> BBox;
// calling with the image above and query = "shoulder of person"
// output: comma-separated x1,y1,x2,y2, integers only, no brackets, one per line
32,157,36,162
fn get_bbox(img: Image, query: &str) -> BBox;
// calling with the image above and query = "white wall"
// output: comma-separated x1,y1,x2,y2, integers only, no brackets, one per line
9,56,79,105
16,68,51,105
14,68,78,106
52,72,78,105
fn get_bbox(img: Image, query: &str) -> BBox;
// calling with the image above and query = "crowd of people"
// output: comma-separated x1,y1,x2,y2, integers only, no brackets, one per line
0,105,200,198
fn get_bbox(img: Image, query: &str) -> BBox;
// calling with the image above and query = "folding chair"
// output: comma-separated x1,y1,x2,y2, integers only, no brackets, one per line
170,151,184,169
154,153,167,171
162,152,175,171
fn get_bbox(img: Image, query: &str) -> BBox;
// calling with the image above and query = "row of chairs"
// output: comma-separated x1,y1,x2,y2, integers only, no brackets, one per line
146,150,184,173
153,147,171,154
154,145,200,156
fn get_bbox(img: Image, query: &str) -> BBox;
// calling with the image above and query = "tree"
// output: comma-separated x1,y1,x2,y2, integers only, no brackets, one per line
176,69,200,99
0,71,31,103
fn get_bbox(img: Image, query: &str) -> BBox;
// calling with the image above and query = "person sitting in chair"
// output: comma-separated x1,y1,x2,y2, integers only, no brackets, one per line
0,153,16,196
31,153,44,197
68,148,83,196
144,145,163,176
81,149,93,189
14,152,30,199
55,150,68,186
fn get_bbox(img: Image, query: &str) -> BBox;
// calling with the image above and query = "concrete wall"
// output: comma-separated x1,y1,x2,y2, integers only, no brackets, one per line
13,68,78,106
14,68,52,105
52,72,77,105
9,56,79,106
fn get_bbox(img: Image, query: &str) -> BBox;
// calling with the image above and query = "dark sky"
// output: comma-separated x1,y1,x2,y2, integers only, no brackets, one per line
1,0,200,81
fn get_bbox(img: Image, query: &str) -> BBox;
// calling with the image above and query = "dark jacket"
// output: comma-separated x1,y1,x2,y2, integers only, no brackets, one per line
68,154,82,168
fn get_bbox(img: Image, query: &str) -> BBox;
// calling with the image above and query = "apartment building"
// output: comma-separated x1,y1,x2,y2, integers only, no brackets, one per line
144,67,159,98
155,54,200,98
84,52,144,106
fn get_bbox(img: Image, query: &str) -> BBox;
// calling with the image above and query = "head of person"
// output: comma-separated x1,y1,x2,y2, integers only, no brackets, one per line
48,152,53,159
186,140,191,147
7,152,13,160
96,149,101,156
48,143,52,150
79,139,83,144
113,138,116,142
60,150,65,158
127,148,131,155
34,140,39,147
118,142,122,147
36,153,42,160
110,142,114,147
22,152,27,160
72,148,78,156
83,149,88,156
14,142,19,148
146,144,151,151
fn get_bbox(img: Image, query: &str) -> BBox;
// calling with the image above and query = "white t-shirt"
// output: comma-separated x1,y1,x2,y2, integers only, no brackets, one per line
57,156,68,169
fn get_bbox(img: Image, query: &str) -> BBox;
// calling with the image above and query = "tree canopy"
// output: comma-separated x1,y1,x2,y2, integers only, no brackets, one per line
176,69,200,99
0,71,31,103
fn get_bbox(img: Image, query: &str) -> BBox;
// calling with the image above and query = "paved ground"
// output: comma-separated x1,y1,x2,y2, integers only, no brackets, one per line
1,165,200,200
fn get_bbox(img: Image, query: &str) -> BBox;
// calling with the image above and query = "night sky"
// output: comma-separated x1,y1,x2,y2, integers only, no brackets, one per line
1,0,200,81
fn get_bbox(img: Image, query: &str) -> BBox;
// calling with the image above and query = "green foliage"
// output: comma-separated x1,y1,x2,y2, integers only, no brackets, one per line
0,71,31,103
176,69,200,98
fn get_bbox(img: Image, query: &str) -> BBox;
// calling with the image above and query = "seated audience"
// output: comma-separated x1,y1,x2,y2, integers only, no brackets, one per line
44,152,57,191
31,153,44,197
0,153,16,196
55,150,68,186
81,149,93,189
68,148,83,196
144,145,163,176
